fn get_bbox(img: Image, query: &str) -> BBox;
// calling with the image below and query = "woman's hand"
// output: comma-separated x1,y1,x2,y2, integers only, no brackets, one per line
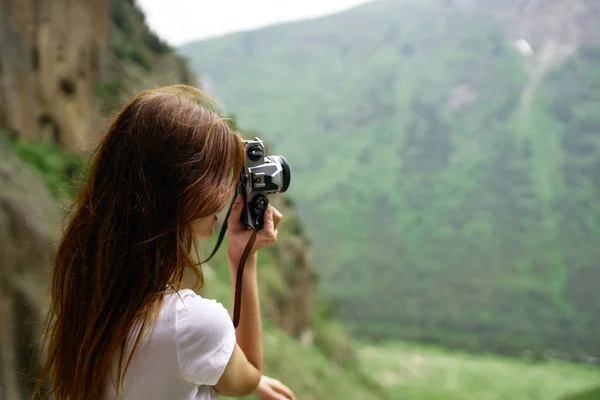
226,195,283,265
253,375,296,400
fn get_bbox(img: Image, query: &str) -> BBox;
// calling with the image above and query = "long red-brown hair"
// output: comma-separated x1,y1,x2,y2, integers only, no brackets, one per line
35,84,245,400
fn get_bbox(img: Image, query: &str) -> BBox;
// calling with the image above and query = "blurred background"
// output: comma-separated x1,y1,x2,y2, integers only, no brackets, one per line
1,0,600,399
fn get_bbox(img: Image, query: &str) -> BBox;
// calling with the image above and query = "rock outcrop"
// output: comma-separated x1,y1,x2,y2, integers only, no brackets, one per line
264,196,315,337
0,136,57,399
0,0,197,152
0,0,110,150
453,0,600,50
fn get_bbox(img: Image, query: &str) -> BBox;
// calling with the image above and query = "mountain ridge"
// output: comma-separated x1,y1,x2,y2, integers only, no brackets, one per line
180,0,600,359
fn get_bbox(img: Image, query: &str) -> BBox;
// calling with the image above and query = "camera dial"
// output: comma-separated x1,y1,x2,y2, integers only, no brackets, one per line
252,194,269,211
247,145,263,161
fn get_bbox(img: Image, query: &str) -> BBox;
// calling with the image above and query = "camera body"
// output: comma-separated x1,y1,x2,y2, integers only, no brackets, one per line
238,137,291,230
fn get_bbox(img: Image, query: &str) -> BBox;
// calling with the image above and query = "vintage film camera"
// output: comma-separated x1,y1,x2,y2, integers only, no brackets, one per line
238,138,291,229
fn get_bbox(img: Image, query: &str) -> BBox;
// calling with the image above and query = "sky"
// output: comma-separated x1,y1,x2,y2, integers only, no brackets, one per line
135,0,374,46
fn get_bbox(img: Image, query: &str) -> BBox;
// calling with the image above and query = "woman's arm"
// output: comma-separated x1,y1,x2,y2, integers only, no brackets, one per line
227,251,262,371
213,196,282,396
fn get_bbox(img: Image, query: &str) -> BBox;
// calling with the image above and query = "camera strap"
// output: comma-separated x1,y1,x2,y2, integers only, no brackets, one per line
202,195,257,329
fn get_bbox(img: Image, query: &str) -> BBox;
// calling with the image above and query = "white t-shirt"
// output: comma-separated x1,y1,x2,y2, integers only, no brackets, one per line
104,289,236,400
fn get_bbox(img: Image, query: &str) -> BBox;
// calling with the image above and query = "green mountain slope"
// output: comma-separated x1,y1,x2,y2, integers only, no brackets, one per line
180,0,600,358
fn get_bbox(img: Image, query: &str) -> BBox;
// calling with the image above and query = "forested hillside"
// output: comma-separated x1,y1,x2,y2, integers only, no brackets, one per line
180,0,600,359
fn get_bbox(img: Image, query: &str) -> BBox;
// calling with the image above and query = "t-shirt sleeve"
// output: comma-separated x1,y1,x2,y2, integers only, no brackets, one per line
175,290,236,386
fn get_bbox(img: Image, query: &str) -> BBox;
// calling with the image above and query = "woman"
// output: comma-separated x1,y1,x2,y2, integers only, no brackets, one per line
36,85,296,400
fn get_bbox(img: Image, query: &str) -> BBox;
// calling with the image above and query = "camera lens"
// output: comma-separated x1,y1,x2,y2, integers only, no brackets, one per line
274,156,291,193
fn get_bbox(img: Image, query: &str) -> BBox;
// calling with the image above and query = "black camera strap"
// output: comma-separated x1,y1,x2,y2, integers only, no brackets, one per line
231,230,257,329
202,195,257,329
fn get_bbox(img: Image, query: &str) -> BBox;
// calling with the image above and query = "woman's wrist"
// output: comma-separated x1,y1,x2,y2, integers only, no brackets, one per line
227,248,258,272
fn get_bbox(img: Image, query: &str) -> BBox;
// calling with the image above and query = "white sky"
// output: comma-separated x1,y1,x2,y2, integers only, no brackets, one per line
135,0,374,46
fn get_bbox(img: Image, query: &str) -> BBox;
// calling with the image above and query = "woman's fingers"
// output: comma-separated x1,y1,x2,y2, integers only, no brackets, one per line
272,380,295,400
254,376,295,400
260,207,278,244
265,387,291,400
272,207,283,230
256,384,287,400
255,206,282,248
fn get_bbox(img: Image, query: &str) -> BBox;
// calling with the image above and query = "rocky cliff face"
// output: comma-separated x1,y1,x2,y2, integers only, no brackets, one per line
0,0,196,152
0,0,110,150
0,136,57,399
0,1,319,398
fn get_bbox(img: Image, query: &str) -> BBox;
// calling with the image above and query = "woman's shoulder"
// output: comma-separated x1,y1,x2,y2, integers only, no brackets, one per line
172,288,225,310
173,288,212,301
162,287,221,308
170,289,233,332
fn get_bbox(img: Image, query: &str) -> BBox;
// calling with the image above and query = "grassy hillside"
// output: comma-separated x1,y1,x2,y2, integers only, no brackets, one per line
180,0,600,359
564,387,600,400
360,341,600,400
200,264,390,400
